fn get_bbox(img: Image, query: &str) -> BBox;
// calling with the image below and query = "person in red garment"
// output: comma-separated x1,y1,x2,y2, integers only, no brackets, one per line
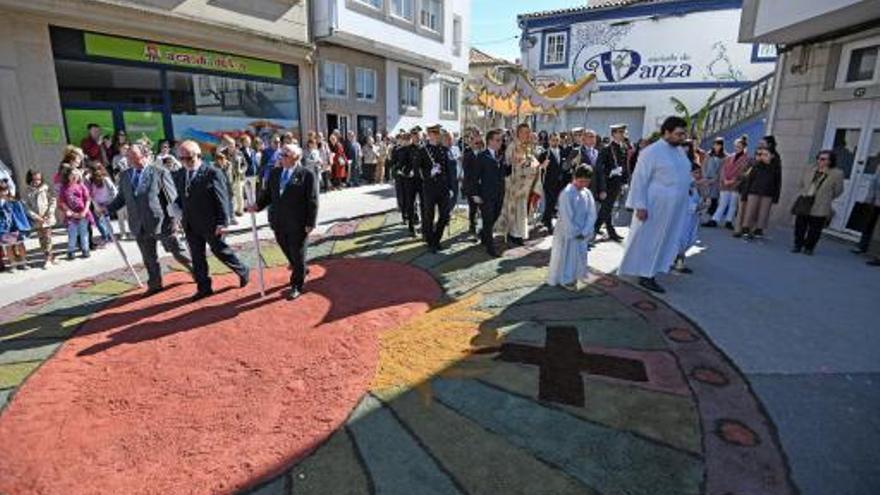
80,123,108,168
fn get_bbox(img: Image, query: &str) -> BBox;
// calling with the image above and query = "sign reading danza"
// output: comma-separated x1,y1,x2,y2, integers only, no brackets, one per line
83,33,283,80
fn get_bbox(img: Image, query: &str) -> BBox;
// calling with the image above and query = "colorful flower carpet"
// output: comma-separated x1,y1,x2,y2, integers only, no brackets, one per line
0,211,796,494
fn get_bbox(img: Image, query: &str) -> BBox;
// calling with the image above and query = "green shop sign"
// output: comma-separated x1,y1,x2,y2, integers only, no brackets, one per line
84,32,283,80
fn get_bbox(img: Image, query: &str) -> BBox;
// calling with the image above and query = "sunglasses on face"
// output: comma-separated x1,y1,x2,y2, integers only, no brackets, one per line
179,154,200,162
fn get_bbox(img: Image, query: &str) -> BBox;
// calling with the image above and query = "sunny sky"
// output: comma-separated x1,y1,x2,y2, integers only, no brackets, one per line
470,0,584,62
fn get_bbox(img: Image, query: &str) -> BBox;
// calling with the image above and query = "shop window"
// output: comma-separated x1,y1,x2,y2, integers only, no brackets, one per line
837,37,880,87
55,60,163,106
167,71,300,146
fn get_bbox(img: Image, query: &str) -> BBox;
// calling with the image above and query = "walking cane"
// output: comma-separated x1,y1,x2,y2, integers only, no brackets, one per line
245,182,266,297
107,223,144,288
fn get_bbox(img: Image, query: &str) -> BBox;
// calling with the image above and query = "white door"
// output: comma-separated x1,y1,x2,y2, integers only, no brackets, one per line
823,99,880,233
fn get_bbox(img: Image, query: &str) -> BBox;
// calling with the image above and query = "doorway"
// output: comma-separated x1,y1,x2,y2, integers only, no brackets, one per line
822,99,880,234
357,115,378,141
326,113,350,137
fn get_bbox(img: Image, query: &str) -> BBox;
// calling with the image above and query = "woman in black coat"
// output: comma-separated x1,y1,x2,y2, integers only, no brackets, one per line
738,144,782,239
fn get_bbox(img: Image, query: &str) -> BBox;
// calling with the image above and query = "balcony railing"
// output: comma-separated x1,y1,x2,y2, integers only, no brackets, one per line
704,73,774,137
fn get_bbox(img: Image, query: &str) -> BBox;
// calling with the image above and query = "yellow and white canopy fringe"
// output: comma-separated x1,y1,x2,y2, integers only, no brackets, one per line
468,69,599,117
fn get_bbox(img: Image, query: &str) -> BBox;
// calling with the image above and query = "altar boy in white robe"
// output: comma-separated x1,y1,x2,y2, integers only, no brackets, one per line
618,116,692,294
547,165,598,291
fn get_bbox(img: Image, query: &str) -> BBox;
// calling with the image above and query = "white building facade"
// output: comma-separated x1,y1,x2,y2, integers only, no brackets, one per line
740,0,880,235
311,0,470,136
518,0,776,139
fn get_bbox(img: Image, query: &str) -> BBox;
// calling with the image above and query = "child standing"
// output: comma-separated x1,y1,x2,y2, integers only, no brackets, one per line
24,170,57,267
674,163,709,274
88,164,117,246
0,180,32,271
59,168,93,260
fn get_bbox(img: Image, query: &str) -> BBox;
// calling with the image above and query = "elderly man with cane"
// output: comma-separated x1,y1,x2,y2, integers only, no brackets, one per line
103,142,191,296
248,143,318,301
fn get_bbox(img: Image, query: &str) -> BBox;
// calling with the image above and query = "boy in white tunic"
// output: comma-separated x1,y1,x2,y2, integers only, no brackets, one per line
618,116,692,293
547,165,598,290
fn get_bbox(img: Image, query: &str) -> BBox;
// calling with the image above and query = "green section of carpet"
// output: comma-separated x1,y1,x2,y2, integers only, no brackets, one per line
0,314,86,341
385,389,597,495
0,360,41,388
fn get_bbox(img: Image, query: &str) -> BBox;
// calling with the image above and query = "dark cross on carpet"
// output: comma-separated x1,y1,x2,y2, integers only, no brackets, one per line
497,325,648,407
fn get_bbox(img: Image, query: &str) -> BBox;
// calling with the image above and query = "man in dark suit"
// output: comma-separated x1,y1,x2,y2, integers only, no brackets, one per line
416,124,453,253
594,123,629,242
462,131,485,241
174,140,249,301
249,144,318,300
105,143,191,296
540,133,566,234
467,129,508,257
400,127,423,237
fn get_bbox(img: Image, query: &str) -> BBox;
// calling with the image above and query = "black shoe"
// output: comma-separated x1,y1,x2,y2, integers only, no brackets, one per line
732,231,743,238
486,248,501,258
66,253,75,261
791,246,802,253
852,248,867,254
804,248,814,256
143,286,165,297
608,233,624,243
752,229,764,238
507,235,524,246
285,288,302,300
190,289,214,302
867,259,880,266
724,222,734,230
638,277,666,294
428,244,439,254
702,220,718,228
239,269,250,288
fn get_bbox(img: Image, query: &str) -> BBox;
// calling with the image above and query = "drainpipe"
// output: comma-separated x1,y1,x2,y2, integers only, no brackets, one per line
765,50,786,135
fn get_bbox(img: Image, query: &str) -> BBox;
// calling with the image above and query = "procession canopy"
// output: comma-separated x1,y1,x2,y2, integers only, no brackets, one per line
468,67,598,117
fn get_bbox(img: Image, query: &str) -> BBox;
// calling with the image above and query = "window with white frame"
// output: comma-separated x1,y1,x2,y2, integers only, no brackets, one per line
837,37,880,87
420,0,441,32
452,16,462,56
391,0,414,20
356,0,382,8
441,82,458,118
544,32,567,66
400,72,421,112
322,61,348,97
355,67,377,101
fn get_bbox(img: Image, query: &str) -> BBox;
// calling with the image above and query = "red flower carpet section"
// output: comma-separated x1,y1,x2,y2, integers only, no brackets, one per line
0,259,441,494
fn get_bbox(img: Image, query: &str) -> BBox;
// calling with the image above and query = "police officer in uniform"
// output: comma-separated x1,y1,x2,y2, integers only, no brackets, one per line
416,124,454,253
397,127,423,237
594,123,629,242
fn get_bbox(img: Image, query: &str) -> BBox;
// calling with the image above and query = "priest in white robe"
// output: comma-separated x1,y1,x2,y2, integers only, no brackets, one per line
547,165,597,290
618,116,692,293
497,123,544,246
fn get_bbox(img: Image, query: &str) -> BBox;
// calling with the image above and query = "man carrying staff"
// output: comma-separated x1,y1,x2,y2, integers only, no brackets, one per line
618,116,692,294
174,140,250,301
103,143,191,296
416,124,454,253
594,123,629,242
249,144,318,300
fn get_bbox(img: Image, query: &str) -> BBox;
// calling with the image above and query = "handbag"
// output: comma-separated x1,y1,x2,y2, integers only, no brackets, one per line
790,195,815,216
790,172,828,217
